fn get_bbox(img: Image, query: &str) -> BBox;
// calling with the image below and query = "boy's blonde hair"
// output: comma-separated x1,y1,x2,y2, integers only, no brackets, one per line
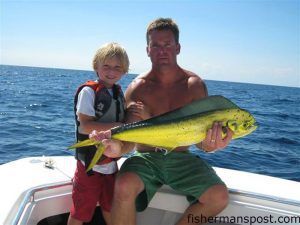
92,42,130,73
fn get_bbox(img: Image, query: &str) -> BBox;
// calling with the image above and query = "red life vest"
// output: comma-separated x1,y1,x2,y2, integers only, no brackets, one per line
74,80,124,174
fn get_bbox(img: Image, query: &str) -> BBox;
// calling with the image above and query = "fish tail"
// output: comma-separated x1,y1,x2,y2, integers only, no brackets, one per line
68,139,100,149
86,144,105,172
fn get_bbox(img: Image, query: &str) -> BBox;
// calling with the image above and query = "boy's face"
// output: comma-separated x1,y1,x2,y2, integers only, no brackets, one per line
96,56,125,87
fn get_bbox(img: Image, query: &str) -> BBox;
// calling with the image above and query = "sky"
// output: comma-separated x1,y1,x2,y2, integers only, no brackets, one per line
1,0,299,87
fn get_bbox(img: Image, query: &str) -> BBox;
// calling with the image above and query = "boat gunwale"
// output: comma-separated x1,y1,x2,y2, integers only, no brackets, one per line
228,188,300,207
10,181,72,225
9,180,300,225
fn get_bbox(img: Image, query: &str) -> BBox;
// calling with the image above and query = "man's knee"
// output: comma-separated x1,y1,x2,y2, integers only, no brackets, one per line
212,185,229,209
199,184,229,210
114,172,144,202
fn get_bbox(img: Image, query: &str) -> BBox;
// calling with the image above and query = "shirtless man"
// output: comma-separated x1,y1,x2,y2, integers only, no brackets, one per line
91,18,233,225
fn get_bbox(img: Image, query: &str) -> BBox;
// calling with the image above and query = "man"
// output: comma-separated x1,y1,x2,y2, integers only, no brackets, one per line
92,18,233,225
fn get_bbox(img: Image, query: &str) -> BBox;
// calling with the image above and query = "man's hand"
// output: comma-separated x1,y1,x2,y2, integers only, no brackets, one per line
199,122,233,153
127,101,151,121
89,130,124,158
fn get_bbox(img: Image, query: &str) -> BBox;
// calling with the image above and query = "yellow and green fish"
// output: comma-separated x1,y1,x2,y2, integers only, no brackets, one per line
69,96,257,172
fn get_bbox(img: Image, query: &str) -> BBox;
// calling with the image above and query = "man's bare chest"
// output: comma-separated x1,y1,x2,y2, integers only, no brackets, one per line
143,88,192,116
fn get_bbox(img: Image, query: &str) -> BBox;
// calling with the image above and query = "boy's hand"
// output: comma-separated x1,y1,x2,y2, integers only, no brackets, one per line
89,130,123,158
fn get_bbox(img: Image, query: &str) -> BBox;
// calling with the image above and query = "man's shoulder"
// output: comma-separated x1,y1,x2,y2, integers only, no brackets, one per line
125,72,150,101
181,69,204,85
182,68,200,78
128,72,149,89
180,69,207,98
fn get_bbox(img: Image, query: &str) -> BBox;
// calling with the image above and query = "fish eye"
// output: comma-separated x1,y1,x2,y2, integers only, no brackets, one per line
243,120,252,129
243,120,253,129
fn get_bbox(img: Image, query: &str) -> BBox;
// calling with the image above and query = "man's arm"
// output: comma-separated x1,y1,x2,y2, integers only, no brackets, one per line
117,79,151,154
124,78,149,123
89,79,151,158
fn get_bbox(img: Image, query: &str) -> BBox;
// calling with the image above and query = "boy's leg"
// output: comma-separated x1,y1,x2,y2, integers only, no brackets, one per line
102,210,112,225
67,216,83,225
69,161,102,223
99,173,117,225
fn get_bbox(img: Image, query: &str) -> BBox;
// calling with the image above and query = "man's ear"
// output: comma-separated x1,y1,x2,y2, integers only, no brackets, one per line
146,46,150,57
176,43,181,55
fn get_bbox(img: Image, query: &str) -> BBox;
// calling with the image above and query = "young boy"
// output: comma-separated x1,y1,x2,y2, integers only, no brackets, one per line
68,42,146,225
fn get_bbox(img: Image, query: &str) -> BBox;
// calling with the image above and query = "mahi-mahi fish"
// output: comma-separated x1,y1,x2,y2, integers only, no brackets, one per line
69,95,257,172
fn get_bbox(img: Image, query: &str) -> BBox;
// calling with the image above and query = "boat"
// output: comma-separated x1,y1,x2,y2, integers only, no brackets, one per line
0,155,299,225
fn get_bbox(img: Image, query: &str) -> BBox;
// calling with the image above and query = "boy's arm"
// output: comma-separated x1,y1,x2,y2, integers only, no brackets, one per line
89,80,150,157
76,86,123,134
78,113,122,134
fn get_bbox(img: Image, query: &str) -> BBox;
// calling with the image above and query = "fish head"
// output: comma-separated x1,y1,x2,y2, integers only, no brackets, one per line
226,109,257,139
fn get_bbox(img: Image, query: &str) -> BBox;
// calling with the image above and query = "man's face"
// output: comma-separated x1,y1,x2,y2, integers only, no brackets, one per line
147,30,180,67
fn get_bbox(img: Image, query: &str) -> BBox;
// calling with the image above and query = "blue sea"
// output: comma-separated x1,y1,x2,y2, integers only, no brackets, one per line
0,65,299,182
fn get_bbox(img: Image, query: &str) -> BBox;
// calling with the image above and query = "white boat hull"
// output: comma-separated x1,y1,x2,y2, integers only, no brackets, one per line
1,156,299,225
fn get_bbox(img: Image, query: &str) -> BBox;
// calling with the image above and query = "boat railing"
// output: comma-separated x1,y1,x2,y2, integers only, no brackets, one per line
11,181,72,225
229,188,300,207
10,181,300,225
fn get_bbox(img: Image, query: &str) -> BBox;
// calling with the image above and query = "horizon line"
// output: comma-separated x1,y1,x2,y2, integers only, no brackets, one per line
1,63,299,89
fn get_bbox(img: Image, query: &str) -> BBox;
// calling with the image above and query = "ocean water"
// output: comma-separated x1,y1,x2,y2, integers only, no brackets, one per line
0,65,299,182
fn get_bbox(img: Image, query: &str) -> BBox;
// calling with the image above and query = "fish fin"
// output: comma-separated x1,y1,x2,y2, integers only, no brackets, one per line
68,139,100,149
86,144,105,172
148,95,240,123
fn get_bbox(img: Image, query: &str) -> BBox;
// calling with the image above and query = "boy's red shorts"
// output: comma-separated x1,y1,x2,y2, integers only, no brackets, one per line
70,161,116,222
